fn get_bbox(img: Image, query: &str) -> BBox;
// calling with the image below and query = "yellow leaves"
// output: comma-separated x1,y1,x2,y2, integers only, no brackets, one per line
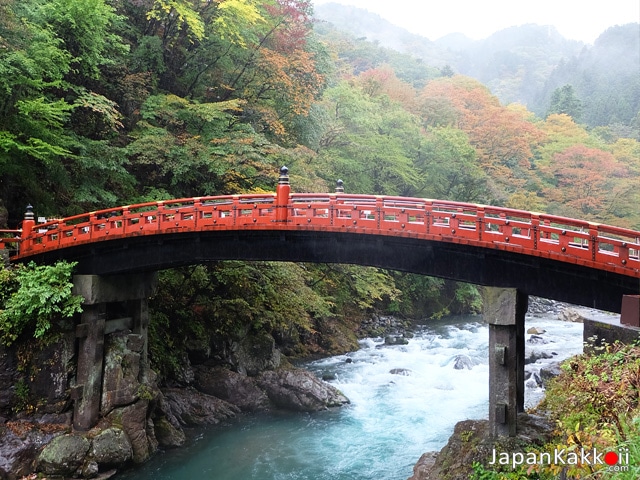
214,0,264,47
147,0,205,41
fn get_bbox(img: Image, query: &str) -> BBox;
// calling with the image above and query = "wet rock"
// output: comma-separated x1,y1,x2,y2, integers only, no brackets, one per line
82,459,99,477
452,354,475,370
408,451,438,480
527,297,565,316
106,400,153,464
412,415,553,480
159,387,239,427
525,372,543,388
527,334,549,345
37,434,90,476
257,368,350,412
384,335,409,346
322,373,337,381
102,333,143,415
230,331,281,376
194,365,271,412
560,308,585,323
525,350,554,364
390,368,412,376
527,327,546,335
0,423,60,478
90,427,133,466
153,416,186,448
539,363,563,386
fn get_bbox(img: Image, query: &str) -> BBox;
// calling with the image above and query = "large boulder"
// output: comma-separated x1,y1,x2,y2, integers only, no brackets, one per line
194,365,271,412
37,434,90,476
412,415,553,480
257,368,349,412
106,400,154,464
90,427,133,466
452,354,475,370
153,417,186,448
0,422,61,478
159,387,239,427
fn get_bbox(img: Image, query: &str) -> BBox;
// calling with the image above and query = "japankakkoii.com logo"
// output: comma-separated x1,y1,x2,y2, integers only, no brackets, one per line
489,446,631,472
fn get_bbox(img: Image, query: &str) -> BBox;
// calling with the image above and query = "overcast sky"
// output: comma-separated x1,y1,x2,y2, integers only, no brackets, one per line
313,0,640,44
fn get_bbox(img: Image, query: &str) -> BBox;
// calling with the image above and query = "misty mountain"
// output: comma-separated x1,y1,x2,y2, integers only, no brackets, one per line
314,3,639,127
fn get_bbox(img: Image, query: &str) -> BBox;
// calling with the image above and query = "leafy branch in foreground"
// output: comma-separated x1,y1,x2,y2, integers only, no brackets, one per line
0,261,83,345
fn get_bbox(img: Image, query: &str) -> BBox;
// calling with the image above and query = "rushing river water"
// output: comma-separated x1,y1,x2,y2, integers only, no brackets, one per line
115,314,585,480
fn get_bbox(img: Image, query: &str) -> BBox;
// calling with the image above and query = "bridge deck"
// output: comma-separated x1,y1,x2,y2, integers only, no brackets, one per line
7,193,640,280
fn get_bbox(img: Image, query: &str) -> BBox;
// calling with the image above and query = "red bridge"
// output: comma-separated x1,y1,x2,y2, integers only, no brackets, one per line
2,167,639,313
3,166,640,436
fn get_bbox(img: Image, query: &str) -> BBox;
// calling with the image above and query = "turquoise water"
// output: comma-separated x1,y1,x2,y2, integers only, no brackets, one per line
115,316,583,480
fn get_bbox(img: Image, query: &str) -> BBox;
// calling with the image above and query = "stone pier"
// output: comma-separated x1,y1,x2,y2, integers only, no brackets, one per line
72,273,157,431
483,287,527,438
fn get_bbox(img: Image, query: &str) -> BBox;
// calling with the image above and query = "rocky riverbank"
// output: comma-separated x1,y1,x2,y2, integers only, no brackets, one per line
0,325,350,479
407,299,591,480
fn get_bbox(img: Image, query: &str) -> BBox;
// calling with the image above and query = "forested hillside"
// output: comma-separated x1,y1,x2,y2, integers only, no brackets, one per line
316,3,640,130
1,0,639,375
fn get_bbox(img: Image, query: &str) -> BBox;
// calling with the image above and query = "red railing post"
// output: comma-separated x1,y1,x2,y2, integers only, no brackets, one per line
276,166,290,223
20,204,35,254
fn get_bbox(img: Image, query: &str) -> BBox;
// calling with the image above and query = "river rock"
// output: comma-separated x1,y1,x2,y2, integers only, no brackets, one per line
452,354,475,370
525,372,543,388
527,327,546,334
525,350,554,364
384,335,409,346
560,308,585,323
230,331,281,376
257,368,349,412
539,362,563,386
106,400,154,464
390,368,412,376
153,416,186,448
90,427,133,466
527,334,549,345
159,387,239,427
37,433,90,476
194,365,271,412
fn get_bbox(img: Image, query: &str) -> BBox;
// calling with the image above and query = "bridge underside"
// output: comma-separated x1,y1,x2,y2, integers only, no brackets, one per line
22,230,639,313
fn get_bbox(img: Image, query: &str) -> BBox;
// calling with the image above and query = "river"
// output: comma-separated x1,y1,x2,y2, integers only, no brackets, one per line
115,314,584,480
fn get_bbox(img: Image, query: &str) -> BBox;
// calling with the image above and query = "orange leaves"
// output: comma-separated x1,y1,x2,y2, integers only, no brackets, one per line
253,47,323,117
543,144,623,217
355,66,417,109
417,76,546,203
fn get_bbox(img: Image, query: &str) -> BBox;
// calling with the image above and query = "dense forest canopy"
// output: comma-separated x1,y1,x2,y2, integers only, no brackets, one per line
0,0,638,371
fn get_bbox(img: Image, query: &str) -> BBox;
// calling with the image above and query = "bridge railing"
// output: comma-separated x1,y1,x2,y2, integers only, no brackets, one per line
10,191,640,278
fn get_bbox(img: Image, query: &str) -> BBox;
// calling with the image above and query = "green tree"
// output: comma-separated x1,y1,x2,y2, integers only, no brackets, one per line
0,261,83,345
547,84,583,122
416,127,487,202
